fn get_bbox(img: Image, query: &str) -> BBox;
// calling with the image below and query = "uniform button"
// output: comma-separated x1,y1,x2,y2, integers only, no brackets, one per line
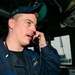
5,54,9,58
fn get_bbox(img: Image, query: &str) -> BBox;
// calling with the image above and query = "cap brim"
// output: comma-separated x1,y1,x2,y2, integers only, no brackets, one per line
28,3,47,21
37,3,47,21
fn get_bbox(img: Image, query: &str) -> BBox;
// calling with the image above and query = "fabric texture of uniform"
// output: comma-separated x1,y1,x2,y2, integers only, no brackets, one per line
0,37,60,75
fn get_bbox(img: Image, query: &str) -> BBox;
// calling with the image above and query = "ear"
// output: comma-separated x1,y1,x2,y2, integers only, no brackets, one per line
8,18,15,29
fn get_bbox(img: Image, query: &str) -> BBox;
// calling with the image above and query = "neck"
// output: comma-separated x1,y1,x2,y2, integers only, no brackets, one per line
4,36,24,52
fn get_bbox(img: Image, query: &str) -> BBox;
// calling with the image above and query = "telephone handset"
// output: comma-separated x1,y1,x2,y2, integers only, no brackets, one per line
33,37,39,45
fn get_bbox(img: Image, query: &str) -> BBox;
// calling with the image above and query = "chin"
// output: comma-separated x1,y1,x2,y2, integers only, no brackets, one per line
25,41,30,45
23,39,31,46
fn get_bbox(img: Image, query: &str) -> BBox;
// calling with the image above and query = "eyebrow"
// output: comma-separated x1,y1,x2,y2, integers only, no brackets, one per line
25,19,37,26
25,19,34,23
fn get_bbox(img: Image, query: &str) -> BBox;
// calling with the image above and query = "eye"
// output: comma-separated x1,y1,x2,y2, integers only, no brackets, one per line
26,21,31,25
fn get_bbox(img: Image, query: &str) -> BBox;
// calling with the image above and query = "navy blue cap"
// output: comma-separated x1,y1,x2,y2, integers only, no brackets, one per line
9,3,47,21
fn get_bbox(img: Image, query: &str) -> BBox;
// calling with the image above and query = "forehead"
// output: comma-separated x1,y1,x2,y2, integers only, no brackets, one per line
14,13,37,19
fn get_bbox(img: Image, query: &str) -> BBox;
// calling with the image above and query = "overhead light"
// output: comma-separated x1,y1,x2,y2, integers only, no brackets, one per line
0,8,10,18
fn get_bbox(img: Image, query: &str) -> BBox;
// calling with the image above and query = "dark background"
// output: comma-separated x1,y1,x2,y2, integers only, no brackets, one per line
0,0,75,39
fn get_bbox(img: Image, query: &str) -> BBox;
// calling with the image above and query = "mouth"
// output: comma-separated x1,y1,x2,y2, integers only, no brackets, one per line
26,35,33,40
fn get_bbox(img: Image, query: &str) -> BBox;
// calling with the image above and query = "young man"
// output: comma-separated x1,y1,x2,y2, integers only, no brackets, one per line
0,3,60,75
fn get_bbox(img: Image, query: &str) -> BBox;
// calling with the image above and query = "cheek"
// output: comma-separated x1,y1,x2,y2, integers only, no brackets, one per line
13,22,29,36
21,25,28,32
13,23,24,36
17,25,28,36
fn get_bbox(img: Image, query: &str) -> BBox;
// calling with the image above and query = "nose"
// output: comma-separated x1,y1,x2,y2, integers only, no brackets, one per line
31,25,36,32
30,25,36,35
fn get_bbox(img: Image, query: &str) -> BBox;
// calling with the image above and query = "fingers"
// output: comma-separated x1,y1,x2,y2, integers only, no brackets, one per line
33,31,44,39
33,31,47,47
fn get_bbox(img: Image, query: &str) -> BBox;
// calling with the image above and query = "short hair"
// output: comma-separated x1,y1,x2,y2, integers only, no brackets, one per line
12,12,38,21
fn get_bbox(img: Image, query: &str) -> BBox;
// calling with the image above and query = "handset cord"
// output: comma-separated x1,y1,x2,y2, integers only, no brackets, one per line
38,46,42,68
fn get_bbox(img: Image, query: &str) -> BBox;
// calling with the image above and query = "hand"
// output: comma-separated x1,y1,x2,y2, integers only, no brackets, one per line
33,31,47,48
